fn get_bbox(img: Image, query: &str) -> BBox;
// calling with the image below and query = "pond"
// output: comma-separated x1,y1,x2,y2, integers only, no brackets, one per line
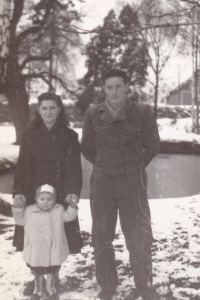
1,154,200,199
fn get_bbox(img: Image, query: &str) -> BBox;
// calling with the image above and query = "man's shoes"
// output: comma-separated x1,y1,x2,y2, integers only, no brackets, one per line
97,290,116,300
123,287,158,300
30,294,41,300
123,288,140,300
142,288,158,300
49,294,60,300
23,280,35,296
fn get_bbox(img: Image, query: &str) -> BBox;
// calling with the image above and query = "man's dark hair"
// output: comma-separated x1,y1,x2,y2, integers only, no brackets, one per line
102,69,128,84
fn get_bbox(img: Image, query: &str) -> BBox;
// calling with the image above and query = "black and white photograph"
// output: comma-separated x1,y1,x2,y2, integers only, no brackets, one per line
0,0,200,299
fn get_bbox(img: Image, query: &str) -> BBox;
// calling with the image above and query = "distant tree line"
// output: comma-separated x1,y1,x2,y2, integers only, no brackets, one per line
1,0,200,142
77,0,184,117
77,4,149,113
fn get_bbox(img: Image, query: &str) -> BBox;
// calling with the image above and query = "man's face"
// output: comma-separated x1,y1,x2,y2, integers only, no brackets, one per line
103,77,128,109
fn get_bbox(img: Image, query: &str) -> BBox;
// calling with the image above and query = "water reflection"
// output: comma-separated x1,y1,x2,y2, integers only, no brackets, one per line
147,154,200,199
1,154,200,199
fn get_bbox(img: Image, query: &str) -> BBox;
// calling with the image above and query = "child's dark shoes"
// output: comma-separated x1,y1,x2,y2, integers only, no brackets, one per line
49,293,60,300
30,293,41,300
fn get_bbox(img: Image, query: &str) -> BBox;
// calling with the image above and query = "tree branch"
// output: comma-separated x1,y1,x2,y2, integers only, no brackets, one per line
43,72,75,94
160,40,176,72
23,72,53,90
16,25,42,47
181,0,200,6
23,71,75,94
20,55,50,70
148,78,156,88
71,21,200,35
16,0,53,47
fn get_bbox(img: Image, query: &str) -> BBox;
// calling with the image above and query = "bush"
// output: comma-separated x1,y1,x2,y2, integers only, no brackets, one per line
155,105,191,119
0,102,84,127
76,85,105,114
0,101,192,125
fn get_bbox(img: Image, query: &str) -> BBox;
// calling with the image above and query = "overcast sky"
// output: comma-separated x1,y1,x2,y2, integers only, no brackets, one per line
74,0,192,87
75,0,134,31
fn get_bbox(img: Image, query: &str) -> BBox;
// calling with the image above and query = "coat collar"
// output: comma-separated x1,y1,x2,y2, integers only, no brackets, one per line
98,98,133,123
31,203,60,213
29,122,66,137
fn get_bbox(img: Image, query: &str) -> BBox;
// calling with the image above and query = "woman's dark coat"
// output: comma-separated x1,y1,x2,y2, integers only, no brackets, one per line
13,122,83,254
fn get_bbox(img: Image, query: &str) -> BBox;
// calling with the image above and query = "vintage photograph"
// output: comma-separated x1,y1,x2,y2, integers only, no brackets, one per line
0,0,200,299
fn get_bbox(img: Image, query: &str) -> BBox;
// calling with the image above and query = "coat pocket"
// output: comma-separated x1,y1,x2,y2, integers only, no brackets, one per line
118,125,141,148
124,124,141,138
94,124,108,145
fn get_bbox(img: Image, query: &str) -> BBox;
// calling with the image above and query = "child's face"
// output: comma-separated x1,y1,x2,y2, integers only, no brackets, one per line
36,192,55,211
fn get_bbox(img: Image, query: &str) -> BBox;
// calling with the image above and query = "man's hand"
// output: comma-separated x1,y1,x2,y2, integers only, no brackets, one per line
13,195,26,208
65,194,79,209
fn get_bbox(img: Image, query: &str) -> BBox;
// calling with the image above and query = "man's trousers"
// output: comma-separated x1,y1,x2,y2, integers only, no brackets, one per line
90,169,153,296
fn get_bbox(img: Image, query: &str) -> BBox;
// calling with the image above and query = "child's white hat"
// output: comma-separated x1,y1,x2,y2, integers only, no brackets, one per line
40,184,54,194
35,184,56,199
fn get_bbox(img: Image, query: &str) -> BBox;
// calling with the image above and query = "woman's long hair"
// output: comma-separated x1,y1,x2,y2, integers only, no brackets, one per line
30,92,69,128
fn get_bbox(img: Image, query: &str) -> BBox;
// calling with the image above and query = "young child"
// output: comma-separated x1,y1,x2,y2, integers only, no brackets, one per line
12,184,78,300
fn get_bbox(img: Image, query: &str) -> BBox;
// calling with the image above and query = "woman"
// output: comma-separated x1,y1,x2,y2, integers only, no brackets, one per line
13,92,83,294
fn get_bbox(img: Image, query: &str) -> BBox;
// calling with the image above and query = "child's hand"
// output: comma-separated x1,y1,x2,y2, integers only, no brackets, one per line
65,194,78,209
13,195,26,208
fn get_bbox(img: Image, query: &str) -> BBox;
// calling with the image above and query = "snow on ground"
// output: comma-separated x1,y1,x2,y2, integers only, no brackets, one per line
29,98,77,106
0,125,19,171
0,196,200,300
1,121,200,299
157,118,200,144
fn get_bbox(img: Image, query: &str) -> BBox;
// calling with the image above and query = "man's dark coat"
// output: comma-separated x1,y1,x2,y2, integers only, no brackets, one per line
81,99,160,295
81,99,160,172
13,122,83,254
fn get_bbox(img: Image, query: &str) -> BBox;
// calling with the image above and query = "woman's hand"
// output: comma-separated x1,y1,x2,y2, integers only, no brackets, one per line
65,194,79,209
13,195,26,208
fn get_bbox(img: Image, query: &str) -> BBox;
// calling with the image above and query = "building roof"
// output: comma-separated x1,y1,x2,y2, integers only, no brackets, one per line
169,77,192,96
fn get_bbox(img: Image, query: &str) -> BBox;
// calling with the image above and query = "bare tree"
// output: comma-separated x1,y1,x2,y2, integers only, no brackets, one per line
4,0,82,143
137,0,180,118
0,0,11,95
181,0,200,7
177,0,200,133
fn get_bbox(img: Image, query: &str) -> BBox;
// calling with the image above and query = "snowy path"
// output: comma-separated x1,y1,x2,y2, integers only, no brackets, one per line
1,196,200,300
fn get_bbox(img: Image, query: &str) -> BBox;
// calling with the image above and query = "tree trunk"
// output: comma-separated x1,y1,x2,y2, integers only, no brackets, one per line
4,0,30,144
5,55,30,144
0,0,11,94
154,73,159,119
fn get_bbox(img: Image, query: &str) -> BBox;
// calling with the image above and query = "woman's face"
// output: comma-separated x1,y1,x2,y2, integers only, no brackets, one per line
38,100,61,128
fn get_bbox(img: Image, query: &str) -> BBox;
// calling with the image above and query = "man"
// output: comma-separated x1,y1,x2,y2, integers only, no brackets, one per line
81,69,160,300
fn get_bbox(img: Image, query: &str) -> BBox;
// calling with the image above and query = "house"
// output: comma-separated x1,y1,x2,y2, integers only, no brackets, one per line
159,82,172,104
166,77,192,105
140,82,172,105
